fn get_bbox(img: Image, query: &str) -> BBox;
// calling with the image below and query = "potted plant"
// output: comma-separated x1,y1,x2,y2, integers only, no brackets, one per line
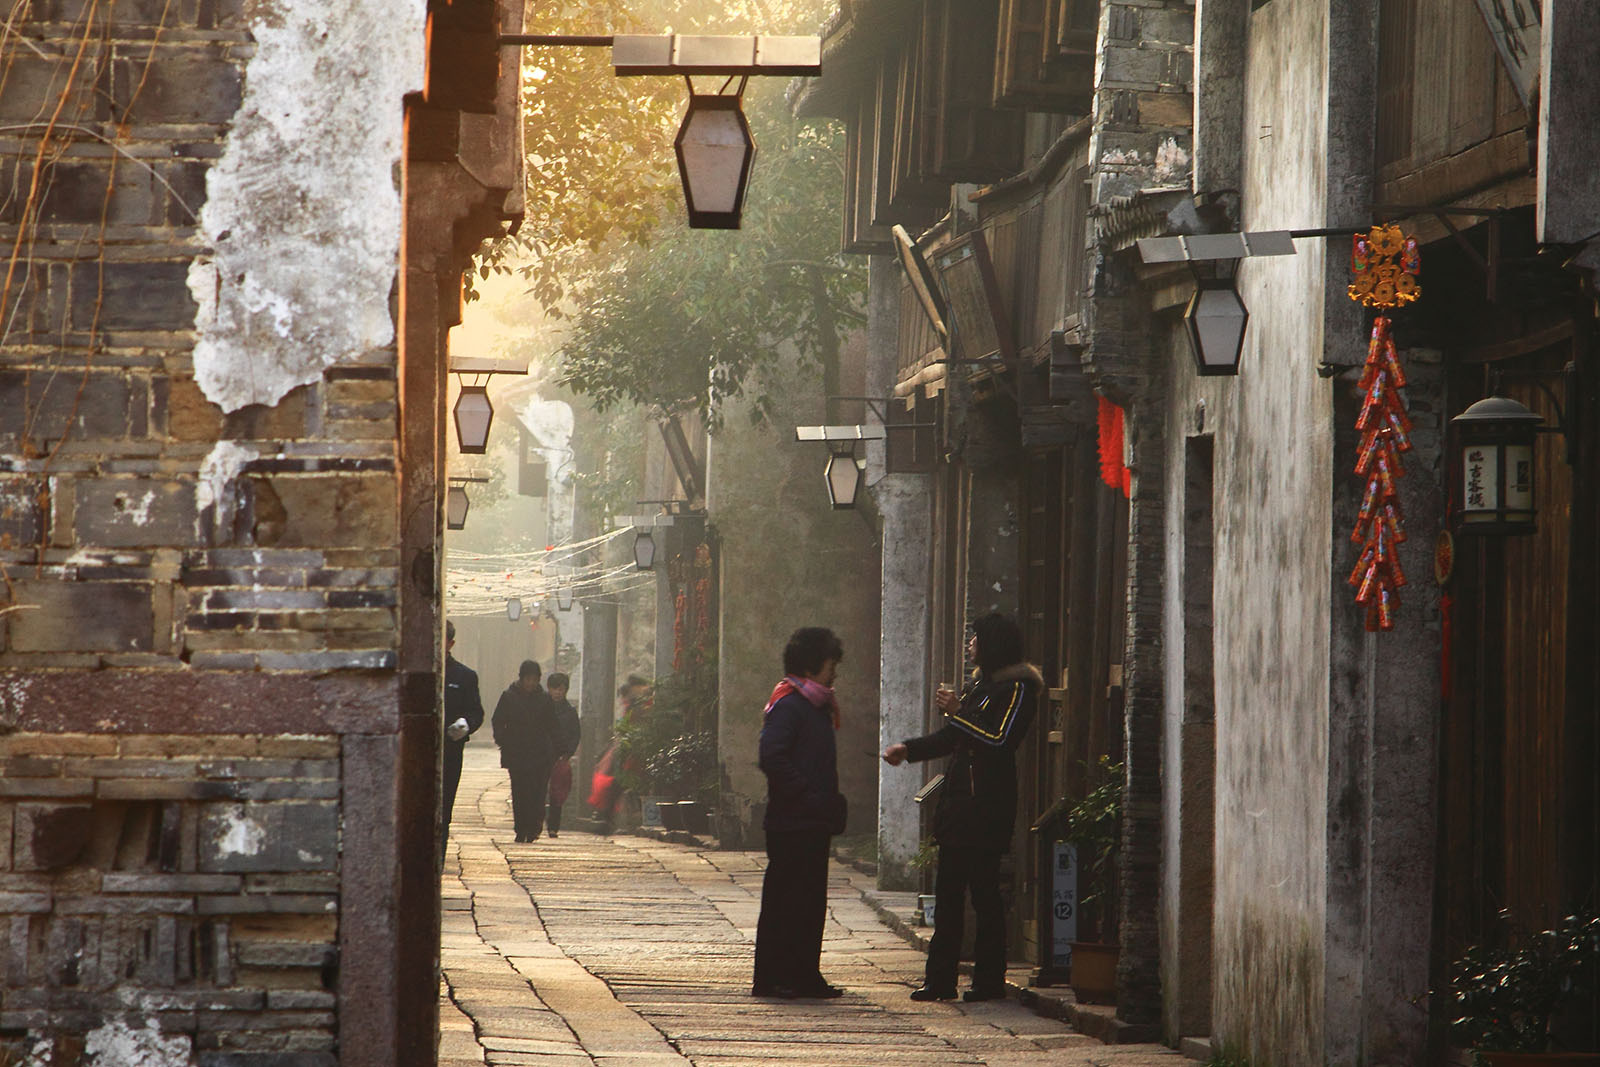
1445,910,1600,1066
1063,756,1122,1004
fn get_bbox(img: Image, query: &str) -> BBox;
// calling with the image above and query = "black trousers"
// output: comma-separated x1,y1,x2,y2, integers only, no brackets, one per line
441,742,464,857
925,844,1007,993
507,763,552,840
753,828,831,990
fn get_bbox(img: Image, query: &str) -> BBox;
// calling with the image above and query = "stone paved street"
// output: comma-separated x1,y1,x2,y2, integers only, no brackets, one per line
438,745,1184,1067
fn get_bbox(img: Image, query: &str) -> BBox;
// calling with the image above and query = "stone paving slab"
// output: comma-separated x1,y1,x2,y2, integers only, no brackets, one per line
440,746,1188,1067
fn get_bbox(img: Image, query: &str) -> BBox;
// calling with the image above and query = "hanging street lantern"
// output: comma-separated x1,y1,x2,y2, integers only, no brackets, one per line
454,384,494,454
1451,396,1543,535
506,598,522,622
556,587,575,612
675,90,755,229
1184,275,1249,376
633,530,657,570
824,445,864,509
445,484,471,530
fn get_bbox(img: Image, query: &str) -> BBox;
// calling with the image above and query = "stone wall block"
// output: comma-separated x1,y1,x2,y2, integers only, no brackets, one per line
167,376,226,441
6,579,154,652
111,53,242,125
0,57,103,122
12,804,93,870
0,371,136,445
72,478,198,548
197,802,338,873
0,479,45,550
254,475,397,548
71,260,197,332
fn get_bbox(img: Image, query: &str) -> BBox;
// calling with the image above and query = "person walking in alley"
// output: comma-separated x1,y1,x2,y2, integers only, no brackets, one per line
545,672,581,838
883,612,1041,1003
492,659,559,843
441,620,484,859
752,627,849,1000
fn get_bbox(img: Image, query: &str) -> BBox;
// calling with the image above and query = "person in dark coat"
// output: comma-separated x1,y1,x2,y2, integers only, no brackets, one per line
752,627,849,1001
491,659,558,843
544,672,581,837
441,620,484,859
884,612,1041,1003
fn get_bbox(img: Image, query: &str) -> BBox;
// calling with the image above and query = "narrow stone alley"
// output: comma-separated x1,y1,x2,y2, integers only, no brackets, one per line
438,745,1183,1067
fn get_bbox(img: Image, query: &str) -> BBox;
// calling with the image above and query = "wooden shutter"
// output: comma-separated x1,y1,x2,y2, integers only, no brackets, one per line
843,91,893,254
995,0,1092,113
926,0,1024,181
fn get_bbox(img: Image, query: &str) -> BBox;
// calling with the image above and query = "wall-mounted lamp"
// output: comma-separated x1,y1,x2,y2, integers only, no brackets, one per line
1185,271,1250,376
506,597,522,621
445,475,489,532
1138,230,1297,378
796,424,885,510
824,444,865,509
627,513,677,571
557,587,575,611
446,485,470,530
454,383,494,454
1451,396,1544,536
676,88,755,229
501,34,821,230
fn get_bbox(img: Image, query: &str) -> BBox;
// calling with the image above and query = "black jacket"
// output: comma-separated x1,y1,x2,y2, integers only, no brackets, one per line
491,683,557,771
550,697,580,760
444,655,484,750
758,691,841,834
903,662,1043,849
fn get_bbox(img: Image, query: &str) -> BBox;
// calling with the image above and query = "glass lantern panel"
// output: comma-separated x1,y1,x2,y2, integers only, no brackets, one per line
1193,288,1247,370
455,389,494,454
680,107,749,215
1504,442,1534,515
825,453,860,508
1461,444,1499,522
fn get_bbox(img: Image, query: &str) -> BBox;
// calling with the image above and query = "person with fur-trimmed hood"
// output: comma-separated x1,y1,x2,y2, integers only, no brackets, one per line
883,612,1042,1004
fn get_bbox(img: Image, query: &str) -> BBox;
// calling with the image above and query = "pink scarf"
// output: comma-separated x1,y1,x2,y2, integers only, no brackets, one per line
762,675,841,730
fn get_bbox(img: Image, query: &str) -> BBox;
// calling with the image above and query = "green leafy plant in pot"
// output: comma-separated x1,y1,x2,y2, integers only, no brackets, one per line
1445,910,1600,1066
1063,756,1122,1003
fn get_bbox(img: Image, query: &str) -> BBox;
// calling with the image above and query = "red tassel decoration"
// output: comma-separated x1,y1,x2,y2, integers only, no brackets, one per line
1097,396,1130,497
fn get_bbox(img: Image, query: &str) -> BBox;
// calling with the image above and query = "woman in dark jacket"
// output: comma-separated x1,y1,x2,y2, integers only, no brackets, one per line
752,626,848,1000
884,612,1042,1002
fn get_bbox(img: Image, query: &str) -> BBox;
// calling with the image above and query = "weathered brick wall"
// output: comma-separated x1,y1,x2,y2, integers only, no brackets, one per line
0,733,341,1061
0,0,517,1059
1078,0,1195,1028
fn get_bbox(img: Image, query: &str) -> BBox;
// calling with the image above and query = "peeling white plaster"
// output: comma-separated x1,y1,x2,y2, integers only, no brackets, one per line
215,806,266,856
188,0,428,412
116,490,155,527
84,1018,191,1066
1154,136,1192,183
196,440,260,538
1100,147,1144,166
23,1035,51,1067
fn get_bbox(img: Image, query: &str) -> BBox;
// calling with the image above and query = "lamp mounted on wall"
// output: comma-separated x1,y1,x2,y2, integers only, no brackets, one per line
556,587,575,612
453,380,494,454
499,34,821,230
795,424,885,510
1184,263,1249,376
627,512,677,571
445,475,489,532
1451,395,1545,536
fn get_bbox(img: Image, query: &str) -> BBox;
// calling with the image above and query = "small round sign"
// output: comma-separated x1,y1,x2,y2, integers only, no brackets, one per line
1434,529,1455,586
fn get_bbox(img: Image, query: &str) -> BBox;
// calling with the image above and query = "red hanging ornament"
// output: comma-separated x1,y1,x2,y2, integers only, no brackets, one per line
1346,227,1420,631
1097,396,1130,497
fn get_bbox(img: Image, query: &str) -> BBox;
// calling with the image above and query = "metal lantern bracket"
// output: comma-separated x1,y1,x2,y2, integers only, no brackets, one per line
1488,362,1578,465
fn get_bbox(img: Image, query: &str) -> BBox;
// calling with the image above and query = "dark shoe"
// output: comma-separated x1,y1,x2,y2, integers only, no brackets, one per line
795,982,844,999
548,831,559,838
909,986,957,1002
963,988,1005,1002
751,983,800,999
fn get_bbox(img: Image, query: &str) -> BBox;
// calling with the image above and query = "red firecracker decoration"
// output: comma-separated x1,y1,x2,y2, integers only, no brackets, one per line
1097,396,1131,497
1346,225,1420,631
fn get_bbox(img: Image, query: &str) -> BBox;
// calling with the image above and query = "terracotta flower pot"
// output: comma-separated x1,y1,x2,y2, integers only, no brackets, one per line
1069,941,1118,1004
